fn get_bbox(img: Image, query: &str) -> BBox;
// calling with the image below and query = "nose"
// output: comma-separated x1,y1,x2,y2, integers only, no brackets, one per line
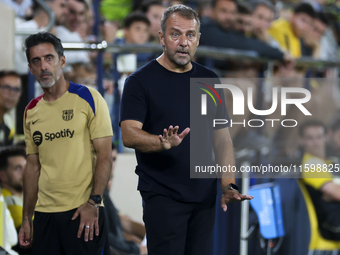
178,34,188,47
40,59,49,70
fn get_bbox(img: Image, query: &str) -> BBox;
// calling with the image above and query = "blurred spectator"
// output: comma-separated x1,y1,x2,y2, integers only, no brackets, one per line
299,120,340,241
64,0,87,32
250,0,276,45
123,11,150,45
317,12,338,60
210,0,236,31
55,0,94,83
235,2,252,36
138,0,164,42
77,7,95,41
199,0,286,71
115,11,152,94
0,0,32,19
104,144,147,255
0,71,22,147
15,0,68,75
0,146,26,230
268,2,316,58
300,12,331,58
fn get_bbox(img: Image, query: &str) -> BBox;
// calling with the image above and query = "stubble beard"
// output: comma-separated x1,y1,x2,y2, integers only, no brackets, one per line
40,69,62,88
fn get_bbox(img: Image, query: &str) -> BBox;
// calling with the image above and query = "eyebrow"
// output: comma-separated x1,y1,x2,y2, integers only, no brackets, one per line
31,54,55,62
170,28,196,34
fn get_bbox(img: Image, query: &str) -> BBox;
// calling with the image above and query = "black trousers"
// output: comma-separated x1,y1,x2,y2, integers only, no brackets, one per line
141,191,216,255
32,207,109,255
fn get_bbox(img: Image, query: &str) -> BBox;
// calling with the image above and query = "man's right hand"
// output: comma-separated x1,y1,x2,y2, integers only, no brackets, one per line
159,125,190,150
19,219,33,248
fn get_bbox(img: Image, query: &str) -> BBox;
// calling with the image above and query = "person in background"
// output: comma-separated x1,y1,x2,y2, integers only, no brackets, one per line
0,146,26,230
299,120,340,240
250,0,276,45
0,146,29,255
55,0,94,84
268,2,316,58
0,71,22,146
138,0,164,42
234,2,252,36
199,0,287,71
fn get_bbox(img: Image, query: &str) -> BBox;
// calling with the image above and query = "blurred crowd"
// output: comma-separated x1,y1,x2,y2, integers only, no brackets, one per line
2,0,340,254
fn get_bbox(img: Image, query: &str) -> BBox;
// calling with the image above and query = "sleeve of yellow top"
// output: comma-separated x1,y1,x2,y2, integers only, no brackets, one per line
88,89,113,140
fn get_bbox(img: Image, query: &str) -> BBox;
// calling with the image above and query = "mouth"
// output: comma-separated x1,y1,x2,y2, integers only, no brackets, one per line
41,74,51,79
177,51,189,57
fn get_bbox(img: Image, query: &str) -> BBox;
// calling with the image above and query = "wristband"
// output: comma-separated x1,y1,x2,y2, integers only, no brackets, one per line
222,183,239,193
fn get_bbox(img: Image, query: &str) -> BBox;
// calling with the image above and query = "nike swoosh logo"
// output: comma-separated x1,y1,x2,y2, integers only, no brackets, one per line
32,119,39,125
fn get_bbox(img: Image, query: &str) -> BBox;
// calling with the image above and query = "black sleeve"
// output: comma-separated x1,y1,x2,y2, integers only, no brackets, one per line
119,75,147,125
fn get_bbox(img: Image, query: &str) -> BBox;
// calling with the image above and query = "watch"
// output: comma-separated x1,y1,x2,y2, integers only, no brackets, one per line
222,183,239,193
89,195,102,204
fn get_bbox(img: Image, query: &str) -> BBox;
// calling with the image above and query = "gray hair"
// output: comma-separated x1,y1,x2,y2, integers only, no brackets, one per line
161,4,200,34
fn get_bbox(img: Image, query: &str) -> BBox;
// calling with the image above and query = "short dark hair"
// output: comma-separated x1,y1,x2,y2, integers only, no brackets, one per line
211,0,235,9
316,12,330,26
138,0,162,13
298,119,327,137
0,70,21,81
237,3,251,15
161,4,200,33
0,146,26,172
124,11,150,29
294,3,316,19
25,32,64,63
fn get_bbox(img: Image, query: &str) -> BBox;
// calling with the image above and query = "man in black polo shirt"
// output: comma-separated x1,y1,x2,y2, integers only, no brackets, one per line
120,4,253,255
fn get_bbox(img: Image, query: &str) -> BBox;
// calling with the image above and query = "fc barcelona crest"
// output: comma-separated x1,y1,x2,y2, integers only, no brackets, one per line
62,110,74,121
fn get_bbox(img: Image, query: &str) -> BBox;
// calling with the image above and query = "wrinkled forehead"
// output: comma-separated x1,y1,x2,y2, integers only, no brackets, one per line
166,13,199,32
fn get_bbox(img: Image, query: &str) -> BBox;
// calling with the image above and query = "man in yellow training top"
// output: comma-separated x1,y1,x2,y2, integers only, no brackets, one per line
19,32,113,255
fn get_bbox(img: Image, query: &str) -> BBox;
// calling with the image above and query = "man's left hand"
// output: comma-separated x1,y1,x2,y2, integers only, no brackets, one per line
72,202,99,241
220,190,254,212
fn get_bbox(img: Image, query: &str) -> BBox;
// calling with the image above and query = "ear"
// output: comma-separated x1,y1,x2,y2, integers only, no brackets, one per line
197,32,201,47
159,30,165,47
28,63,34,75
60,55,66,69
